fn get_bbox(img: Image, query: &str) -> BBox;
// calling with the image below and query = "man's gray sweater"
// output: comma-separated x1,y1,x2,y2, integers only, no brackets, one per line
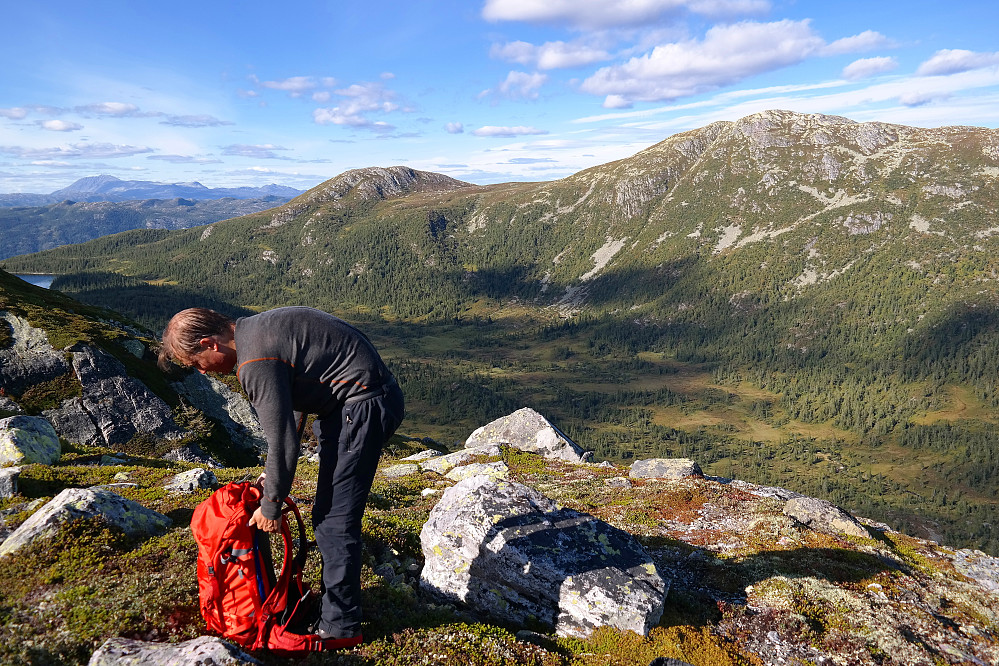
234,307,394,519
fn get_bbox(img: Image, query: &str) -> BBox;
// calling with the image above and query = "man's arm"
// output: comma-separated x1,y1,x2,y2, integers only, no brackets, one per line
238,358,300,520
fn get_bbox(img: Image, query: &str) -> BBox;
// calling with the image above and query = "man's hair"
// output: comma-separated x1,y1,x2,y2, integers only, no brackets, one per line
159,308,235,371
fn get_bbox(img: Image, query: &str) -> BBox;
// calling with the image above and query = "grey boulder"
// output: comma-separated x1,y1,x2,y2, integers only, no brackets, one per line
0,466,20,497
0,487,171,557
783,496,869,539
464,408,587,463
420,475,666,638
164,467,217,493
43,345,187,448
0,312,70,395
0,415,61,466
88,636,261,666
629,458,703,479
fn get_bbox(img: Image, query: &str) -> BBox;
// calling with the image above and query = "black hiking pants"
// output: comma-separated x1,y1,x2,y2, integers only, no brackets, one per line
311,380,404,638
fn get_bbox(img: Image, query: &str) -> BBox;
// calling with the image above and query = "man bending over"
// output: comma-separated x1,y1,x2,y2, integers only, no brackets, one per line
159,306,404,644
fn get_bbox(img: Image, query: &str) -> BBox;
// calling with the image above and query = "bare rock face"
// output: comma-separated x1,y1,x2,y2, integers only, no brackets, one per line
0,415,61,466
420,475,666,638
171,372,266,453
782,496,869,539
0,487,171,557
88,636,261,666
0,312,70,395
43,345,186,447
464,408,588,463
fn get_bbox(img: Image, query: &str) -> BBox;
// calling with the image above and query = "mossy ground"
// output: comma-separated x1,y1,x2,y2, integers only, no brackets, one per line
1,435,997,665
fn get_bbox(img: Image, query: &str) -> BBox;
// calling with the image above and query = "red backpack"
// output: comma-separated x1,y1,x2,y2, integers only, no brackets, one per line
191,481,362,655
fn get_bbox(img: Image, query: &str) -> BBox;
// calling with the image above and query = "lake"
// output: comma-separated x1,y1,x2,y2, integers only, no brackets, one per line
13,274,56,289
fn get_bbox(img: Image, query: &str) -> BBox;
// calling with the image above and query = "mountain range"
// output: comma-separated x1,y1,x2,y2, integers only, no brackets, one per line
0,174,302,206
4,109,999,554
0,176,305,260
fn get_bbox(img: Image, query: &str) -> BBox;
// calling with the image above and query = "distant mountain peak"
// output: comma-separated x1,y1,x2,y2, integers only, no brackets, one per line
303,166,472,208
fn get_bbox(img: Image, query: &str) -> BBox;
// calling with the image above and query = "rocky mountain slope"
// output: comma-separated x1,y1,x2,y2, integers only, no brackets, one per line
3,110,999,557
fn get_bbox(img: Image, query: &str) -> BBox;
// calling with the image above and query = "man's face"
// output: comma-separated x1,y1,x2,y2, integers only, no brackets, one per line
189,336,237,374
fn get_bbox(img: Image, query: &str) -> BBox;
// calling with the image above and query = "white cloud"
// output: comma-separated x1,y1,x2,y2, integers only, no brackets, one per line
822,30,894,56
221,144,291,159
75,102,143,116
491,40,611,70
160,114,234,127
603,95,633,109
313,82,401,131
147,154,223,164
842,56,898,81
917,49,999,76
39,120,82,132
472,125,549,137
484,71,549,100
445,122,464,134
581,20,825,104
482,0,768,28
0,107,28,120
0,143,153,160
253,75,321,97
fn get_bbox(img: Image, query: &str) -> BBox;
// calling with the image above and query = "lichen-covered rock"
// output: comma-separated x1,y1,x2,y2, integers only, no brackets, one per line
43,345,187,447
0,312,70,395
0,466,19,497
420,443,502,475
400,449,443,462
0,487,171,557
381,463,421,478
445,461,508,482
88,635,261,665
782,496,869,539
464,408,587,463
171,372,266,453
951,549,999,593
420,475,666,638
629,458,703,479
0,415,61,466
164,467,217,493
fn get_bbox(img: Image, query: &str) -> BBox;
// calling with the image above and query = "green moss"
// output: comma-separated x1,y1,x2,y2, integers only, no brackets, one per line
15,369,81,414
357,623,565,666
362,513,425,560
561,625,757,666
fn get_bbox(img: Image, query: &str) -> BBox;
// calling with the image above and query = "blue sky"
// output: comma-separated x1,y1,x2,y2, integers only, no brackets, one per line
2,0,998,193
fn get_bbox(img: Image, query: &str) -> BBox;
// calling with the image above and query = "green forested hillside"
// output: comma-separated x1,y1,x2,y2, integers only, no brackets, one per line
4,113,999,553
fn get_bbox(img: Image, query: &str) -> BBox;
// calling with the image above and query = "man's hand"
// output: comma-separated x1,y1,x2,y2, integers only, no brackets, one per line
249,506,281,533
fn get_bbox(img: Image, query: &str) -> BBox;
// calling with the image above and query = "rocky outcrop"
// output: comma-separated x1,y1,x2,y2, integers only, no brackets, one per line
0,415,61,466
43,345,186,448
464,408,588,463
630,457,703,479
0,312,70,395
164,467,217,493
420,475,666,638
0,487,171,557
420,443,502,475
171,372,266,453
88,636,260,666
783,495,869,539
